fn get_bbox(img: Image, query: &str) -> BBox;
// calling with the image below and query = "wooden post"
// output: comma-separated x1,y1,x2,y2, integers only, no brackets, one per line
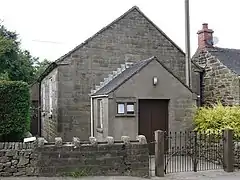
223,129,234,172
155,130,165,177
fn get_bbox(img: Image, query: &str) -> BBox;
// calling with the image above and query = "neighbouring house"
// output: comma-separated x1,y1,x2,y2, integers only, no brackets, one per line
37,6,202,142
91,56,197,154
192,23,240,106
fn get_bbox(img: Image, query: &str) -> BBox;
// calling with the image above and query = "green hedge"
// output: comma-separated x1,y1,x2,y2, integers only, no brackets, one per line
0,80,30,141
193,102,240,139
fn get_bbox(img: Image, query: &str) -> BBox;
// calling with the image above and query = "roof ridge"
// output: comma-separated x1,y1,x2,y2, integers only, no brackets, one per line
214,46,240,51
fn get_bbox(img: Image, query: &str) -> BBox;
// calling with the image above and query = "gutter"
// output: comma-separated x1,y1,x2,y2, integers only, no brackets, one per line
90,94,108,137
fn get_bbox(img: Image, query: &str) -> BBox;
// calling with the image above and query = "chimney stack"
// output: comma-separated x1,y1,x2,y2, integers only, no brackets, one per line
197,23,214,49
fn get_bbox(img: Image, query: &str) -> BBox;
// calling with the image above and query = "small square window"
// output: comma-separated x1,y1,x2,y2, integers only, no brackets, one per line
127,103,135,114
117,103,125,114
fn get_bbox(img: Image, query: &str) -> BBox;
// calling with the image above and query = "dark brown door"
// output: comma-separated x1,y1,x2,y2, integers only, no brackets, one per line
30,100,39,136
138,99,169,155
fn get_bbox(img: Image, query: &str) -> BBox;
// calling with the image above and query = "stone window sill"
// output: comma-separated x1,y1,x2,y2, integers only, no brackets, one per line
115,114,136,117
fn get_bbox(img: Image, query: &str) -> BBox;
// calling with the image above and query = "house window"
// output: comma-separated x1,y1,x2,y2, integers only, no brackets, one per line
97,99,103,129
49,78,53,114
42,84,46,111
116,102,135,116
117,103,125,114
126,103,135,114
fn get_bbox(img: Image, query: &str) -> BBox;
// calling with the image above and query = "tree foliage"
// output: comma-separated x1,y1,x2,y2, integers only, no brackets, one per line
194,102,240,139
0,80,30,141
0,23,51,84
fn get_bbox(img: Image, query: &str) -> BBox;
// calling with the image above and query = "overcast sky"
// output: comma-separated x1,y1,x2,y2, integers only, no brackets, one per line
0,0,239,61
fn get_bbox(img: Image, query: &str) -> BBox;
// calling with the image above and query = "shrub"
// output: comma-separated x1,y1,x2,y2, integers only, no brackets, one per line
0,80,30,141
193,102,240,140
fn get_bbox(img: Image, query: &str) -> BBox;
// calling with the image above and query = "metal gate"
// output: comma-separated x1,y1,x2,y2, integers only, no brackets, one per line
164,131,224,173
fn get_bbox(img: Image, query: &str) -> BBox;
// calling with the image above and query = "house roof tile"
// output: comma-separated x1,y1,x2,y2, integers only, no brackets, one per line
207,47,240,74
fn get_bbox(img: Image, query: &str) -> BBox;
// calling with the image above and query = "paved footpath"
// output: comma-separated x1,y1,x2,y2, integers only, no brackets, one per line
1,170,240,180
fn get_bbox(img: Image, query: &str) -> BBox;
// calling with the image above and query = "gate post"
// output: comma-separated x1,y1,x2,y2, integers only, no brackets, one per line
155,130,165,177
223,128,234,172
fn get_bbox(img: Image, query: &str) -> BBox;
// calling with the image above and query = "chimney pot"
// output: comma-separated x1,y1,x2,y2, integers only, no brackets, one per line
202,23,208,29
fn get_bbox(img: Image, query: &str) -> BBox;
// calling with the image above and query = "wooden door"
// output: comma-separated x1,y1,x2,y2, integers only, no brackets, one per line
30,100,39,136
138,99,169,155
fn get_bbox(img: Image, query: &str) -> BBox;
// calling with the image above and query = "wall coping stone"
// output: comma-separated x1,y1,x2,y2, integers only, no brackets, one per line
0,135,147,149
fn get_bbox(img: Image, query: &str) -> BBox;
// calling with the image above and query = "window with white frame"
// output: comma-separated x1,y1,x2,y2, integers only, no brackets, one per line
126,102,135,114
97,99,103,129
49,78,53,114
117,103,125,114
116,102,135,116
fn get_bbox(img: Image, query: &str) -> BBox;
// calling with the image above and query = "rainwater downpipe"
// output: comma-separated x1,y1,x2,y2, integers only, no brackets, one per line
185,0,192,88
90,94,108,137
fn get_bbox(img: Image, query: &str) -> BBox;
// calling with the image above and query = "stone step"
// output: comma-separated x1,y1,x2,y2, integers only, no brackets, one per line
91,62,135,94
99,82,104,87
108,74,113,80
91,89,96,94
112,71,118,77
95,85,100,90
117,68,122,73
120,64,126,71
125,62,134,68
104,77,109,84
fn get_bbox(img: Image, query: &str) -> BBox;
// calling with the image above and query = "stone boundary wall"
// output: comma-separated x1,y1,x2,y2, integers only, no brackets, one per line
0,135,149,177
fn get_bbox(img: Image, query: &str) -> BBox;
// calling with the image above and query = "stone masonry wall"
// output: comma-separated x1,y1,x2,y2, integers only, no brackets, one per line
192,50,240,106
0,142,38,177
41,68,59,141
56,8,187,141
0,135,149,178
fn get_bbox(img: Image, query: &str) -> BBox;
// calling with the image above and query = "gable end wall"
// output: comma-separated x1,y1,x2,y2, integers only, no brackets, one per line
57,9,186,141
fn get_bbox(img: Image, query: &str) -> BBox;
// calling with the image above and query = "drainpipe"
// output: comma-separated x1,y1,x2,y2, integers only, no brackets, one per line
185,0,192,88
90,94,108,137
199,71,204,106
239,76,240,105
38,81,42,137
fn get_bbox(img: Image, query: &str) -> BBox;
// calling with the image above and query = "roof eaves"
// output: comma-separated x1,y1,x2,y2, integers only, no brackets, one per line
37,62,57,82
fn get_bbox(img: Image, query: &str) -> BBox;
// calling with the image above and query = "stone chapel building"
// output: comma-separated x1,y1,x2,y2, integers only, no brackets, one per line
35,6,205,142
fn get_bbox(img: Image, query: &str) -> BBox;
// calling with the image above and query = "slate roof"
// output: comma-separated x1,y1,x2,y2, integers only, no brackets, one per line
207,47,240,74
92,56,193,96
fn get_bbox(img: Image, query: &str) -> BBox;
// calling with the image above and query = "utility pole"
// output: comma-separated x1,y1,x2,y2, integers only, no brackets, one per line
185,0,191,88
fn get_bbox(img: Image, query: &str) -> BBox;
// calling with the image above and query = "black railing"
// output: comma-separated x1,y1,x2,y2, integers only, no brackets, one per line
164,131,224,174
233,133,240,169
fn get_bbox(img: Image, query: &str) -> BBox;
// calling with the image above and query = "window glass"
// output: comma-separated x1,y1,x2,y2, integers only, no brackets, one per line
97,99,103,128
42,84,45,111
117,103,125,114
49,78,53,113
127,103,134,114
